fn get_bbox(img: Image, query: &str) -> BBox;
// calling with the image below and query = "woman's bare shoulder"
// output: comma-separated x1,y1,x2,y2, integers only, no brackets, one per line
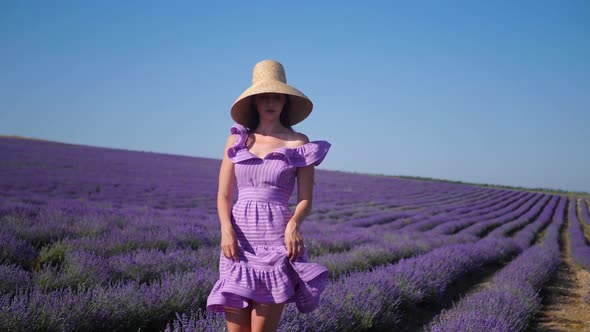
288,131,310,148
224,133,239,148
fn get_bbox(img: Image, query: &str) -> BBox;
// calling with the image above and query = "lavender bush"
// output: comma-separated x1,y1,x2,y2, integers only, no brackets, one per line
568,197,590,270
163,308,226,332
580,199,590,226
0,232,37,269
0,264,33,294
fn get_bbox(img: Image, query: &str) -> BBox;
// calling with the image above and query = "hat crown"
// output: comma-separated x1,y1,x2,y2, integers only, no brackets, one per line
231,59,312,127
252,60,287,84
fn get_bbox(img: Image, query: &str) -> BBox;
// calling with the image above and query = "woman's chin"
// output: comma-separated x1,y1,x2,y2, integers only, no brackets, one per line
259,111,280,121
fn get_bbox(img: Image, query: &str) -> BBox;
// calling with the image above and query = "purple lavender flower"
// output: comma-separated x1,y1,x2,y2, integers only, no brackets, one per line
0,233,37,269
0,263,33,293
163,308,226,332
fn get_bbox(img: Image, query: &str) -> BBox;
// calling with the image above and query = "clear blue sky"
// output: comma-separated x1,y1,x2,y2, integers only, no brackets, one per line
1,1,589,192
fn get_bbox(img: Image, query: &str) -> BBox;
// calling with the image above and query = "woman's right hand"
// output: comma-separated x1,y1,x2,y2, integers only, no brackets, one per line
221,226,239,262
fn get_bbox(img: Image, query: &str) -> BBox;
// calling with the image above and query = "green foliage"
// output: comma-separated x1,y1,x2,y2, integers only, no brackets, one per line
38,241,68,267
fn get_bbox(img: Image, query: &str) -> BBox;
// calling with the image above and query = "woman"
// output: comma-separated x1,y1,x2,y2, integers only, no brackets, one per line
206,60,331,332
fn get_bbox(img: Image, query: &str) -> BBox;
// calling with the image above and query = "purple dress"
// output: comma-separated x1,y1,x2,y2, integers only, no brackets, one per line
206,123,331,314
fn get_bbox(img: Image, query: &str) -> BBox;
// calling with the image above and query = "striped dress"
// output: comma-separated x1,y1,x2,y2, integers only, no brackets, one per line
206,123,331,314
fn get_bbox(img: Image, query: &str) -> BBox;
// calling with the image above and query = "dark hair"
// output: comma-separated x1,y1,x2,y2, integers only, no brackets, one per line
247,94,292,131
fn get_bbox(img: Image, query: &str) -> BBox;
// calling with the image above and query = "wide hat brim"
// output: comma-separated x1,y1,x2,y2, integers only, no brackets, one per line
231,79,313,128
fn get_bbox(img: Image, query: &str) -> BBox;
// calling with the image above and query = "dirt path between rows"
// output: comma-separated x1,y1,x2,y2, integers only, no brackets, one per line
529,208,590,332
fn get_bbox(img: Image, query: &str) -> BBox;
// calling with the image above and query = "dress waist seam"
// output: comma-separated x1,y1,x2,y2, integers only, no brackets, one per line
235,198,290,206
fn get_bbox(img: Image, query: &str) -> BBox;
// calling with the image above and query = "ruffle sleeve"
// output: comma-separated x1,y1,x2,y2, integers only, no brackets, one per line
227,123,252,163
284,141,331,167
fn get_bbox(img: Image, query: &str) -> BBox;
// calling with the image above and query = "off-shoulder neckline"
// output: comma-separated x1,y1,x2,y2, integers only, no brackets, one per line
245,142,315,160
232,123,314,160
229,123,330,165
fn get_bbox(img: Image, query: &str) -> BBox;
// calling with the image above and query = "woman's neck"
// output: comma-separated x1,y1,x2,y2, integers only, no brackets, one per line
255,119,285,135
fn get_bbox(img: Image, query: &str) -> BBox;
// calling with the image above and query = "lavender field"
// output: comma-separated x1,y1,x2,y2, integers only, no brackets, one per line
1,136,590,332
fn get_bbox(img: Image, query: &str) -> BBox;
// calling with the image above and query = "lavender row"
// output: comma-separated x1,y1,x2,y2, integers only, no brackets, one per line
1,204,218,255
1,245,219,292
0,268,216,332
372,190,526,233
428,192,536,235
456,192,544,237
580,199,590,225
512,195,559,250
0,210,218,275
302,223,378,256
424,191,539,239
313,232,477,279
383,189,519,230
386,186,494,215
399,190,524,232
316,186,491,227
543,196,568,250
345,209,416,227
429,195,567,331
486,193,551,237
402,189,524,234
313,185,474,214
434,190,520,216
568,197,590,270
0,138,220,212
294,170,490,210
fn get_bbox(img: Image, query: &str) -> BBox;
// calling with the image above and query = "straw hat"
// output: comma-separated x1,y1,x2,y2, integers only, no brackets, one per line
231,60,313,128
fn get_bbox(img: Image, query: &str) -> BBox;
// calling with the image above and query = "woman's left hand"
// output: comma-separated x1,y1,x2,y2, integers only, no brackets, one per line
285,221,304,261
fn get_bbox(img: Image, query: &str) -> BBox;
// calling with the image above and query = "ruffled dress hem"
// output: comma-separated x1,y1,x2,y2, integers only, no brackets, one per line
206,252,329,314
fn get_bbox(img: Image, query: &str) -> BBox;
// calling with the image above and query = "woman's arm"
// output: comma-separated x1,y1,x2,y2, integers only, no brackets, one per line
218,134,239,262
285,163,314,261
